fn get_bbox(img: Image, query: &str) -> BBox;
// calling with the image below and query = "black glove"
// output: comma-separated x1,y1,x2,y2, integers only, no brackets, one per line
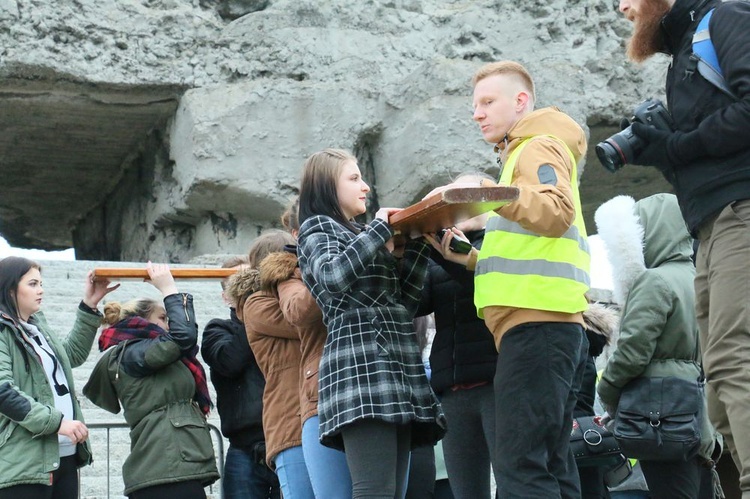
630,122,703,168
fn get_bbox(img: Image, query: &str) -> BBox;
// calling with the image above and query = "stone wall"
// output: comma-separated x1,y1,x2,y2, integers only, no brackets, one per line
0,0,674,260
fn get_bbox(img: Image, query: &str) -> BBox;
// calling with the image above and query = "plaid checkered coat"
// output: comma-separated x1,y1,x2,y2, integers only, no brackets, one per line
297,215,447,451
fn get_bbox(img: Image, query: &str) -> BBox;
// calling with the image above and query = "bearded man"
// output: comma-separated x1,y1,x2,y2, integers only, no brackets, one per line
617,0,750,497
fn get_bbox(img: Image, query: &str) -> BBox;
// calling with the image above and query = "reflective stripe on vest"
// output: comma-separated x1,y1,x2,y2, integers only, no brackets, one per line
475,135,590,316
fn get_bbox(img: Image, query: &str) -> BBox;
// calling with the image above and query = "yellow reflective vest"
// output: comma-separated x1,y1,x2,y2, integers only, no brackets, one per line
475,136,590,316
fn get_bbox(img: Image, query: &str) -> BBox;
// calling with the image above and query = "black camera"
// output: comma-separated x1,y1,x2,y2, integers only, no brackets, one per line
436,229,473,254
595,98,674,172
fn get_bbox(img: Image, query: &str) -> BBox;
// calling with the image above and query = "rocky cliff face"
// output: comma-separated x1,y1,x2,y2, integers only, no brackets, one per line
0,0,673,261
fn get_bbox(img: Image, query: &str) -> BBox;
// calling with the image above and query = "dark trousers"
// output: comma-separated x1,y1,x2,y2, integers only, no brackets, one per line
0,456,78,499
341,419,411,499
223,444,280,499
577,355,610,499
434,479,455,499
494,322,588,499
640,458,702,499
406,445,436,499
129,480,206,499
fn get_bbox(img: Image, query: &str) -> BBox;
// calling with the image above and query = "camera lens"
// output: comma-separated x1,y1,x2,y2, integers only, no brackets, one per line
595,142,623,173
596,126,643,173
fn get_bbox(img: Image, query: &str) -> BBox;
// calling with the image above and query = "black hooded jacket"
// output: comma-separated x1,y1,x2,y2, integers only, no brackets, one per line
417,230,497,395
201,309,265,448
659,0,750,234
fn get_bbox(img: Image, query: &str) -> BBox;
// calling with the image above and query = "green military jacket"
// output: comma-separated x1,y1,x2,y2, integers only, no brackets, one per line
83,293,218,495
0,308,99,489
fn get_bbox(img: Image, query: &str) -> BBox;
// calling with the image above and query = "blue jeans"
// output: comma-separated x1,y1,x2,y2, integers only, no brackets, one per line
302,416,353,498
273,445,315,499
223,445,280,499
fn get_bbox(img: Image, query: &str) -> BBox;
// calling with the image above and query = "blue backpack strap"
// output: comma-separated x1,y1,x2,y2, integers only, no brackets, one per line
692,8,738,100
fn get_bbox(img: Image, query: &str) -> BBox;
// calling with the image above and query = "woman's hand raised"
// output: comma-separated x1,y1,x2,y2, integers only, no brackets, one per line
145,262,178,297
83,271,120,309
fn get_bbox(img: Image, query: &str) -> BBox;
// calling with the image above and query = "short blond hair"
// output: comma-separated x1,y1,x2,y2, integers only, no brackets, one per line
472,61,536,105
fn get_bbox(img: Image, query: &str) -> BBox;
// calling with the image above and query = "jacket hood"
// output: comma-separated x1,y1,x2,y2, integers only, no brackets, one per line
635,193,693,269
82,349,122,414
226,267,261,320
504,107,587,164
259,251,298,294
595,193,692,305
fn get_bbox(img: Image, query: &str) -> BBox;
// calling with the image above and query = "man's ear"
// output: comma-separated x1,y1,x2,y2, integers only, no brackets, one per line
515,91,530,112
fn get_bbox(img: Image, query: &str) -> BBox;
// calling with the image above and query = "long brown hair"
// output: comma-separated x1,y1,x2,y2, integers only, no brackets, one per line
281,197,300,233
298,148,359,232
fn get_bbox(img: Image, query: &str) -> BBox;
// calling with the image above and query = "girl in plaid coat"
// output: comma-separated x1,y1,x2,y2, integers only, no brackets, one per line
296,149,446,498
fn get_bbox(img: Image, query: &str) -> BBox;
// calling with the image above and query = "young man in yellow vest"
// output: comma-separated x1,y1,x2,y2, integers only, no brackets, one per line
427,60,591,498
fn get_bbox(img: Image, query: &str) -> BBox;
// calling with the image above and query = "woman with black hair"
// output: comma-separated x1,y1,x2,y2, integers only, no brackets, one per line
0,256,118,499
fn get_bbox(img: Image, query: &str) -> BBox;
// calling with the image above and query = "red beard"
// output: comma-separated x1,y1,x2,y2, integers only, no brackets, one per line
626,0,672,62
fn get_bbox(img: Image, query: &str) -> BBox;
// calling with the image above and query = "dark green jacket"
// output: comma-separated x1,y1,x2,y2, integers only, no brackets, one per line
0,308,100,489
596,193,720,459
83,293,218,495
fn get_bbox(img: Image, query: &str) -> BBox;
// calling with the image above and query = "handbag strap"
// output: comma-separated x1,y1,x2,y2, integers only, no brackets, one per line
648,377,662,427
648,377,665,448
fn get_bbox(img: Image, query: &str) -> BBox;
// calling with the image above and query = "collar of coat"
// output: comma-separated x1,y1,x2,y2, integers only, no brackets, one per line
594,195,646,307
259,251,299,294
226,267,261,314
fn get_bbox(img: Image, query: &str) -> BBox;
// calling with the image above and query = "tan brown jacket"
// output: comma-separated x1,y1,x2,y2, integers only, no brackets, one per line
260,251,326,424
471,107,588,348
231,267,302,466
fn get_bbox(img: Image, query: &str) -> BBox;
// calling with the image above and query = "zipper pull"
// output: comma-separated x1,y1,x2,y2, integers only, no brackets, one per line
182,293,190,322
690,10,695,21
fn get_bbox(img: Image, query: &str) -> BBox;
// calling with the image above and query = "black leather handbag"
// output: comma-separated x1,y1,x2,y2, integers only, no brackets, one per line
570,415,625,467
613,376,703,462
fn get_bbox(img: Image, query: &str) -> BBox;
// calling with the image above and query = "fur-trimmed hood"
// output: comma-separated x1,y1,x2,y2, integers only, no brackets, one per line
259,251,299,293
225,267,260,317
584,302,621,367
582,302,618,345
594,193,691,306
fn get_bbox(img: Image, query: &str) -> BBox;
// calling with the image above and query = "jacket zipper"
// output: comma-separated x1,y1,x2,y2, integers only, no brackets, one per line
182,293,190,322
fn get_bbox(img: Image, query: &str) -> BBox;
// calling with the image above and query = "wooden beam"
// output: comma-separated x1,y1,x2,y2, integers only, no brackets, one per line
389,186,518,238
92,268,237,281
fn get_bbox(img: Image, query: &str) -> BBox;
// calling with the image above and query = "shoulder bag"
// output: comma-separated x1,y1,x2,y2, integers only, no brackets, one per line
613,376,703,461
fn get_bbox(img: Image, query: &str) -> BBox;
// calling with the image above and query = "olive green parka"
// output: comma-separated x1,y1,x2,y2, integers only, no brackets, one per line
595,193,721,460
0,307,100,489
83,293,219,495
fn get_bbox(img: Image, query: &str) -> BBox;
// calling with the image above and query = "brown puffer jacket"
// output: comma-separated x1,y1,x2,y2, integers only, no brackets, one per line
260,251,326,424
228,266,302,467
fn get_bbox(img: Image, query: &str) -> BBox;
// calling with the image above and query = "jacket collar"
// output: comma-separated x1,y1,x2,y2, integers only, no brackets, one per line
661,0,714,55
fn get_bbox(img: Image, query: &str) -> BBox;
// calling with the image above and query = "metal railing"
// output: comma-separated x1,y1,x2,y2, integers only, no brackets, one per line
83,421,225,499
